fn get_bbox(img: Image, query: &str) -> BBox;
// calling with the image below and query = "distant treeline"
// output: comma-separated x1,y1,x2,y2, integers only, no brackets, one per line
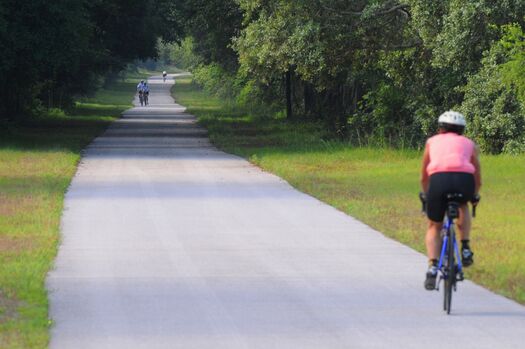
159,1,525,153
0,0,181,119
4,1,524,153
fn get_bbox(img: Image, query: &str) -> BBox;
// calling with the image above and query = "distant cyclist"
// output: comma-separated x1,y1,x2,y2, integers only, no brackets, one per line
137,80,145,92
162,71,167,82
142,82,150,106
137,80,146,106
420,111,482,290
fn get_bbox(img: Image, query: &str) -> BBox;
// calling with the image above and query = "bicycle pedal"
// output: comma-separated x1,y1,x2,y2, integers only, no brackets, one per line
456,273,464,281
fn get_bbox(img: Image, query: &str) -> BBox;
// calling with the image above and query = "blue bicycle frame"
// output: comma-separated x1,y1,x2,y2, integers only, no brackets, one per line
437,215,463,274
419,191,479,313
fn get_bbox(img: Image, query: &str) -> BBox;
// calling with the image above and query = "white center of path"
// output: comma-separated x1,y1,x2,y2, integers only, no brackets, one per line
47,74,525,349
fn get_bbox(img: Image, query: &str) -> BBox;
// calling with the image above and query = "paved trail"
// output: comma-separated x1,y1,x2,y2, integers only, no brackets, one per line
47,74,525,349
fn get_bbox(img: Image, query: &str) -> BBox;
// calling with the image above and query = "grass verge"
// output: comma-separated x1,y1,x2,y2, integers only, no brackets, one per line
0,79,136,348
173,76,525,305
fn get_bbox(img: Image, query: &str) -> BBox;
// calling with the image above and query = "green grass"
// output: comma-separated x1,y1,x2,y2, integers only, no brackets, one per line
77,82,136,111
173,77,525,305
0,79,136,348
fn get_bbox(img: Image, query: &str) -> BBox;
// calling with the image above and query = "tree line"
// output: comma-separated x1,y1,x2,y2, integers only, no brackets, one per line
3,1,524,153
162,0,525,153
0,0,181,119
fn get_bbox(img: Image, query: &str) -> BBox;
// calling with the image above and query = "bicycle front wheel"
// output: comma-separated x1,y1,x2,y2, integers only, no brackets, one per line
444,227,456,314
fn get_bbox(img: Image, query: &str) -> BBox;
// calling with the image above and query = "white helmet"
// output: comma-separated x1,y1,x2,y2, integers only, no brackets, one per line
438,110,466,126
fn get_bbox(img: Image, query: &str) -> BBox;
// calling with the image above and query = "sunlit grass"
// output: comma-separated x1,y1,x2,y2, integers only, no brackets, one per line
0,80,134,348
174,77,525,305
76,81,137,111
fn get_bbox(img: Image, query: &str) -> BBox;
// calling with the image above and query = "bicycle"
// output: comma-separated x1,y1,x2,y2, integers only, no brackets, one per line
143,91,149,106
138,91,144,106
420,192,479,314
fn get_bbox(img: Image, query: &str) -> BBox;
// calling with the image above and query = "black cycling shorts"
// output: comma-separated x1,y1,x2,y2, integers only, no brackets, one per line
426,172,475,222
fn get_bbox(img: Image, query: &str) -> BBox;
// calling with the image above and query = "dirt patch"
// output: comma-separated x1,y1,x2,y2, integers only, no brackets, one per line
0,290,20,324
0,236,35,253
0,194,38,217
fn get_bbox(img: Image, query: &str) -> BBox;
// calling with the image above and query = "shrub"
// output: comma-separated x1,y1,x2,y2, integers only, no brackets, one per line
349,82,423,147
193,63,238,99
460,28,525,154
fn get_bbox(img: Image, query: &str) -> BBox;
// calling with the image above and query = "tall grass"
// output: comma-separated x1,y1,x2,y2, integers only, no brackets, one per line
173,77,525,305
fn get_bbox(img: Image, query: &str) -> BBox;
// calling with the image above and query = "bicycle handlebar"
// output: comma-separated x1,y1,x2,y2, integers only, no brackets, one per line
471,194,481,217
419,192,427,213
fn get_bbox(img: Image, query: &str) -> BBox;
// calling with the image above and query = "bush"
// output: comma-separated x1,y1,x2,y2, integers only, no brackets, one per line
348,82,423,147
193,63,238,99
192,63,281,119
460,32,525,154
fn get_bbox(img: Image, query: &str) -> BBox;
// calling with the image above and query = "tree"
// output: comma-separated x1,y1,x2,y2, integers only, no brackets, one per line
234,0,416,128
174,0,243,72
157,0,525,151
0,0,184,119
460,23,525,154
500,23,525,105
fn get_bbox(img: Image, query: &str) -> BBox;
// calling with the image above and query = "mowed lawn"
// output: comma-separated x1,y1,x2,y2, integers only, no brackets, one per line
0,79,136,348
173,77,525,305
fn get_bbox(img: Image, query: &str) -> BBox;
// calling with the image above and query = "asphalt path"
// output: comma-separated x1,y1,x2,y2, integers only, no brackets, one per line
47,74,525,348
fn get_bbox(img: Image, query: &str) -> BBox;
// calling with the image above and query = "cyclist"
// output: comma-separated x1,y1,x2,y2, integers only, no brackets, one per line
420,111,482,290
137,80,145,92
162,71,167,82
142,82,150,105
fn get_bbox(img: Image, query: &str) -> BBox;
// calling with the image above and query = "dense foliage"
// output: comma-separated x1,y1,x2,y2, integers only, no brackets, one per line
4,1,524,153
166,0,525,153
0,0,181,120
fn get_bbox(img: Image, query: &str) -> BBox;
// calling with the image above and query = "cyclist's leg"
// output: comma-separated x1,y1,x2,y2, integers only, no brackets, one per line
424,173,448,289
425,220,442,289
456,204,471,240
426,173,448,260
452,173,476,266
457,204,474,266
425,220,443,260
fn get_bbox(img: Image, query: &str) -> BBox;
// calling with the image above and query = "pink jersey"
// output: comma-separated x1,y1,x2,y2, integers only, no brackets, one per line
426,133,476,176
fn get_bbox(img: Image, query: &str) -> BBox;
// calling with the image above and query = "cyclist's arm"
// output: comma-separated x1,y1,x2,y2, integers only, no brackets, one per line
420,143,430,193
471,144,482,194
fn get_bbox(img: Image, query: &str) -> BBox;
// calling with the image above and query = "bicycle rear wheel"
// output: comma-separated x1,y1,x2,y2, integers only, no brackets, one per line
443,235,449,311
444,227,456,314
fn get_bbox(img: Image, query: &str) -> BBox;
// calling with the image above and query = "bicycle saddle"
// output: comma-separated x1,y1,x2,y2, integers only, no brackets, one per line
445,193,463,201
445,193,462,219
